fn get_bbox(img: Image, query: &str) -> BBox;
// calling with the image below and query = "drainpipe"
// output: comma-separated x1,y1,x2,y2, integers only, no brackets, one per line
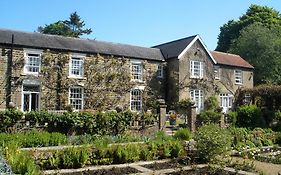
6,34,14,108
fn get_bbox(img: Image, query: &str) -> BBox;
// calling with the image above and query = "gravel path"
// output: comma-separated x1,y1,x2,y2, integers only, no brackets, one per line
233,157,281,175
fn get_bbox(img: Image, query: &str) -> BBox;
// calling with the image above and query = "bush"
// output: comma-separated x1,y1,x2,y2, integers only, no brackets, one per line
229,127,276,150
4,143,40,174
226,111,237,126
0,109,23,132
236,105,265,128
275,132,281,145
198,110,222,124
194,124,231,162
174,128,192,141
204,96,219,111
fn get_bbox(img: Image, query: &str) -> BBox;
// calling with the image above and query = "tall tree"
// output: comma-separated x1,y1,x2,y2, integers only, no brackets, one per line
38,12,92,38
216,4,281,52
230,23,281,85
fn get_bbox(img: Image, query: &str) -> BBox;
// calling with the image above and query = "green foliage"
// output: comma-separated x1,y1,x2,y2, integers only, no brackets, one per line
0,109,23,132
198,110,222,124
0,130,67,148
4,144,40,174
236,105,265,128
174,99,193,112
194,124,231,163
228,127,275,150
217,4,281,52
230,23,281,84
112,144,140,164
275,132,281,145
204,96,219,111
226,111,237,126
23,110,136,135
38,12,92,37
173,128,192,141
33,137,185,170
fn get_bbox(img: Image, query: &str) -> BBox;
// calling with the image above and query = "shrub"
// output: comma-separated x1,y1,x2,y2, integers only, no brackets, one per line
194,124,231,163
204,96,219,111
198,110,222,124
275,132,281,145
4,143,40,174
174,128,192,141
229,127,276,150
226,111,237,126
236,105,265,128
0,109,23,132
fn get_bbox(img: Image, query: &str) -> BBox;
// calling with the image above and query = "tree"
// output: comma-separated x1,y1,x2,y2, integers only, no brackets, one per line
230,23,281,85
216,4,281,52
38,12,92,38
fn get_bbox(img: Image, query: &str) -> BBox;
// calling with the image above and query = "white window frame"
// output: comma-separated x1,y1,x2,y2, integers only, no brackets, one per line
23,49,42,75
131,60,143,82
235,69,243,84
21,85,40,112
130,89,142,112
69,87,84,110
190,60,203,79
157,64,164,78
190,89,203,113
69,54,85,78
220,93,233,113
214,66,220,80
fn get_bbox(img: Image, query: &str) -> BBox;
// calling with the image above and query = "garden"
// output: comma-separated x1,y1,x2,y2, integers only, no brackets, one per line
2,86,281,174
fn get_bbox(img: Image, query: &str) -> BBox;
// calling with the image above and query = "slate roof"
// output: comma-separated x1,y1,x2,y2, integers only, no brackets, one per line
152,35,197,59
211,51,254,69
0,29,164,61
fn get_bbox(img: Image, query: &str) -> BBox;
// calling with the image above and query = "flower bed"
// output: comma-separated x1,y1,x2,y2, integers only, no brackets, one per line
238,146,281,164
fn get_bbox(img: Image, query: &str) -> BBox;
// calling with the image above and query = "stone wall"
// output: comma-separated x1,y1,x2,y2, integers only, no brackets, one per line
219,65,253,94
0,46,165,111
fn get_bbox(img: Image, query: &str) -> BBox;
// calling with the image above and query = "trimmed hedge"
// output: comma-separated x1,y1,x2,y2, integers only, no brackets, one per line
0,109,157,135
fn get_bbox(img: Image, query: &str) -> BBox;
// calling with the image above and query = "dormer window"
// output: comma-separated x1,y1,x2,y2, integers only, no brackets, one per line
24,49,42,75
190,60,203,78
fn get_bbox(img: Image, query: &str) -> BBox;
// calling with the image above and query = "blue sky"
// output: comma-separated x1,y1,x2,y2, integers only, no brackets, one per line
0,1,280,50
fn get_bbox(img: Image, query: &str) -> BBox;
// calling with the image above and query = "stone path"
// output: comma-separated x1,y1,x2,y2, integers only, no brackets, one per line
232,157,281,175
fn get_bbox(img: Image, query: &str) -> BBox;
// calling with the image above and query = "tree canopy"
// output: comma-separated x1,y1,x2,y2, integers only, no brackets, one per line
230,23,281,85
38,12,92,38
216,4,281,52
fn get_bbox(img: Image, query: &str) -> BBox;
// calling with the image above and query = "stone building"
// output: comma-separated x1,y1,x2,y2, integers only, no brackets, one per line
0,29,253,113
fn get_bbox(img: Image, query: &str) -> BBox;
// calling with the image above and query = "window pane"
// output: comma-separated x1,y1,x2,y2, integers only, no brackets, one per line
130,89,142,112
69,87,83,110
190,61,203,78
26,53,40,73
131,63,142,80
71,58,83,76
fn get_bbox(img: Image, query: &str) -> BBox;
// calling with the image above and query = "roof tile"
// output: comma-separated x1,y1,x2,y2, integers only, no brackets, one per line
211,51,254,69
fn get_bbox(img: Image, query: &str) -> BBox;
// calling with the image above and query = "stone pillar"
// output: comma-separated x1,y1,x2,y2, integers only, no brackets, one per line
220,114,225,128
188,104,197,133
158,99,167,130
